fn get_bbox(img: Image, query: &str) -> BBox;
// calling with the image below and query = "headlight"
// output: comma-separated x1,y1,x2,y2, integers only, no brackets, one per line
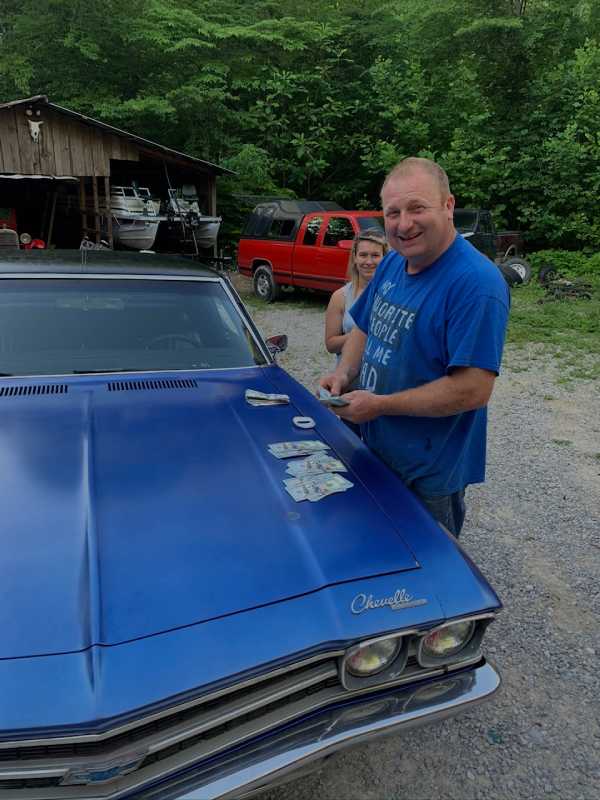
421,620,475,659
19,232,32,245
346,638,401,677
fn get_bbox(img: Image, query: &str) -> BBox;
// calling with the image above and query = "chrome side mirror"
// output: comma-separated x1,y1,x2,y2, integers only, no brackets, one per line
266,334,288,355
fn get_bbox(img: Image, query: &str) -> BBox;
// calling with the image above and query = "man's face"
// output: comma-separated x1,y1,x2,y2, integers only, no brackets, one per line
381,169,455,272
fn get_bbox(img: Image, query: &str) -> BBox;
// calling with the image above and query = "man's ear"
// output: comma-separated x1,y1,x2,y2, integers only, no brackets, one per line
446,193,456,220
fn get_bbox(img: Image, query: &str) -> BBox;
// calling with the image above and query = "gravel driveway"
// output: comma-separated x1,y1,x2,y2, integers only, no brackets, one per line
232,274,600,800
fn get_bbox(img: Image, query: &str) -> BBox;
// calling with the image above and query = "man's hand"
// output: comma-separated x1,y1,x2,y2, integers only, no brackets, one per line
334,390,384,423
319,371,349,398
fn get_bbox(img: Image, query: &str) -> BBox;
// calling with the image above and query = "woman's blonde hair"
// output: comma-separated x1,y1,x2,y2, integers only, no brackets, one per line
347,228,389,294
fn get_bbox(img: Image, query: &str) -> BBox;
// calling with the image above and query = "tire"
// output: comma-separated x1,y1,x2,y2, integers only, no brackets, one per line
538,264,557,286
497,262,520,287
253,265,281,302
502,256,532,285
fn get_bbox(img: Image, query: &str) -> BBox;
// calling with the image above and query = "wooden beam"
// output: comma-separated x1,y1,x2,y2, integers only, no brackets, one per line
46,189,58,248
104,176,113,248
207,175,217,216
92,176,100,242
79,177,88,243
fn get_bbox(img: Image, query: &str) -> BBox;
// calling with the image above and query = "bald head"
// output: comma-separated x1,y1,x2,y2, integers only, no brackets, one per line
381,157,451,202
380,157,456,273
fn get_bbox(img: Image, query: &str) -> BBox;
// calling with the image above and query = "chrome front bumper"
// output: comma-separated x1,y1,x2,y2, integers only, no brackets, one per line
139,661,500,800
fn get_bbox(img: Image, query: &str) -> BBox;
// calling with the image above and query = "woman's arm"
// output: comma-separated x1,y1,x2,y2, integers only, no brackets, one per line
324,288,348,354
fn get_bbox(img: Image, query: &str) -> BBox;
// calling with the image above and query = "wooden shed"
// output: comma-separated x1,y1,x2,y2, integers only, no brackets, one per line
0,95,232,250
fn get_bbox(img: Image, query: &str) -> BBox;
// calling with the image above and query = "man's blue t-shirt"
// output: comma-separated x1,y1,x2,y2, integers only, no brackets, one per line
350,234,510,496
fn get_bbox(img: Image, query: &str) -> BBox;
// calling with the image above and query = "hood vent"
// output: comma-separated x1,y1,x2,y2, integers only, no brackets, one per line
0,384,68,397
108,378,199,392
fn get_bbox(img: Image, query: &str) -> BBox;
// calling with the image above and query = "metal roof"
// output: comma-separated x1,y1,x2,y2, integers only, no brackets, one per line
0,96,234,176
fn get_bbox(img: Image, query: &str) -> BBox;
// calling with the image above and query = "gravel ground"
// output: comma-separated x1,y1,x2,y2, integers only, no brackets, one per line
232,274,600,800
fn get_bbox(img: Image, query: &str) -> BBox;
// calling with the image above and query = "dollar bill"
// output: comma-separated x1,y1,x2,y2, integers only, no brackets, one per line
268,440,330,459
318,387,350,407
286,452,347,477
245,389,289,406
284,472,354,502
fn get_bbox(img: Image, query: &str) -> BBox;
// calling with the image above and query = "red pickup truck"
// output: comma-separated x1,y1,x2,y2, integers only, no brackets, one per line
237,200,383,301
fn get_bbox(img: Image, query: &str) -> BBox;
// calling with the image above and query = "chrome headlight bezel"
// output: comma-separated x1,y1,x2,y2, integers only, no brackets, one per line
417,614,494,669
340,631,414,691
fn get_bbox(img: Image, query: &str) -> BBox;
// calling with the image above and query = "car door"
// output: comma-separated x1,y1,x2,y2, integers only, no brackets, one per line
290,214,325,288
315,215,356,291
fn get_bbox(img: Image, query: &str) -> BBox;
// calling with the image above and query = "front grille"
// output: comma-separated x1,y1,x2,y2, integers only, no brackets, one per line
0,656,342,795
0,646,449,797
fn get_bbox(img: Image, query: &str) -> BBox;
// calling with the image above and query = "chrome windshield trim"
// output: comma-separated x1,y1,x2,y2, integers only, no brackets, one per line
0,365,271,381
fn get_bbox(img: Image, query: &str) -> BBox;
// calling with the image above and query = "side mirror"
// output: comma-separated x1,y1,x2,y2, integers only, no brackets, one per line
337,239,353,250
266,334,288,355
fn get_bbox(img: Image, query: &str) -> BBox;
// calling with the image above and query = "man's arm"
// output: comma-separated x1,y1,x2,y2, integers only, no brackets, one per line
319,327,366,396
336,367,496,423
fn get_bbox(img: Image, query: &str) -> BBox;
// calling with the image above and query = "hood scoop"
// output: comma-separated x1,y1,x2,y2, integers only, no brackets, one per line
0,383,68,397
108,378,199,392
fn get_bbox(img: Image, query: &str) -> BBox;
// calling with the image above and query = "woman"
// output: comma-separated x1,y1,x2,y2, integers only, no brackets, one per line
324,228,388,435
325,227,388,382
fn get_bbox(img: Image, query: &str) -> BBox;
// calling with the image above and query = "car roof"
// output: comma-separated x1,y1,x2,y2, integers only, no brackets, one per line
0,250,219,279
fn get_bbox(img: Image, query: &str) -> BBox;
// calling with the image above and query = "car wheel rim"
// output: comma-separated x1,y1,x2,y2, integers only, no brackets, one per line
512,263,528,279
256,275,270,297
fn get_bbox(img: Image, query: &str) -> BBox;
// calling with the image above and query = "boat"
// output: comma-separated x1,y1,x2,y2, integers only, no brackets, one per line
110,185,160,251
167,185,222,249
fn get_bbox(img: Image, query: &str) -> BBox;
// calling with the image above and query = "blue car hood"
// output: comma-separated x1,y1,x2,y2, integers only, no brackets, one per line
0,370,419,659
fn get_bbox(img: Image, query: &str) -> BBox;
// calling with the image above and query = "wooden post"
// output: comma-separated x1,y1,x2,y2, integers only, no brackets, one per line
207,174,217,216
46,189,58,248
208,174,217,256
104,176,113,248
92,176,100,243
79,177,88,244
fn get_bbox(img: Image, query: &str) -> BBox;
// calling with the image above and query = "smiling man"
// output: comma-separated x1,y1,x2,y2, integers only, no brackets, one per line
320,157,510,536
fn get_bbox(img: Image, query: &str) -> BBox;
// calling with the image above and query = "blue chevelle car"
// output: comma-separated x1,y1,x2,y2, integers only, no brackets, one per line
0,251,501,799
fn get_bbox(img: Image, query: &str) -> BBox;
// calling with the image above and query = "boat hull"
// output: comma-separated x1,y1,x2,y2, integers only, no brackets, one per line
113,218,159,250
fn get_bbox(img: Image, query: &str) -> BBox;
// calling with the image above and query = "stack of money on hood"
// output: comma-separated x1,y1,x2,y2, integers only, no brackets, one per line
268,441,354,502
245,389,290,406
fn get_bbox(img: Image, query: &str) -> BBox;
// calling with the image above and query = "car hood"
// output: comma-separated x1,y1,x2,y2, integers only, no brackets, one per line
0,370,420,658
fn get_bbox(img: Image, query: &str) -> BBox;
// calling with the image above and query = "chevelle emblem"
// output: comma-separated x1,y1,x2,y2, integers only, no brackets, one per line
61,752,147,786
351,588,428,615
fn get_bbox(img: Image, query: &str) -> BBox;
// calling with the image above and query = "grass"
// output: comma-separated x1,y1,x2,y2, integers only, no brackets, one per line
506,275,600,381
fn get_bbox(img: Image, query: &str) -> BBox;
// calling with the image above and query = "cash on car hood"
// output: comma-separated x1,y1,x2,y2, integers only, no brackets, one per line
0,368,426,660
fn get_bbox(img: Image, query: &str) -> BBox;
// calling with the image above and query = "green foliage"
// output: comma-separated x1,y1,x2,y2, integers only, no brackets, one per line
527,250,600,279
1,0,600,249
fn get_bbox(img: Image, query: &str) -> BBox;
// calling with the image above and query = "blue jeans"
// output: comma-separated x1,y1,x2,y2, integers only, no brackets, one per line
411,488,466,538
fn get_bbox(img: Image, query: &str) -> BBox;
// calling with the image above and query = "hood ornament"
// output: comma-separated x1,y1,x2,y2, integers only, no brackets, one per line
351,588,428,615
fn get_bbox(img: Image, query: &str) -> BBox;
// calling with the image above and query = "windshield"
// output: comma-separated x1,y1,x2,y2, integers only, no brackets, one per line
0,278,267,376
357,217,384,233
453,210,478,233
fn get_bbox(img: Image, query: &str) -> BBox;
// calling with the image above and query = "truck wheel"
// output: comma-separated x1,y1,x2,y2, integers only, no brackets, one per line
502,256,532,285
253,266,281,302
497,262,520,287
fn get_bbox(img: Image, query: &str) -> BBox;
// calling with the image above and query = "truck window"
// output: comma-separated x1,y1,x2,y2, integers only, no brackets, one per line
323,217,355,247
269,218,296,238
303,217,323,246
